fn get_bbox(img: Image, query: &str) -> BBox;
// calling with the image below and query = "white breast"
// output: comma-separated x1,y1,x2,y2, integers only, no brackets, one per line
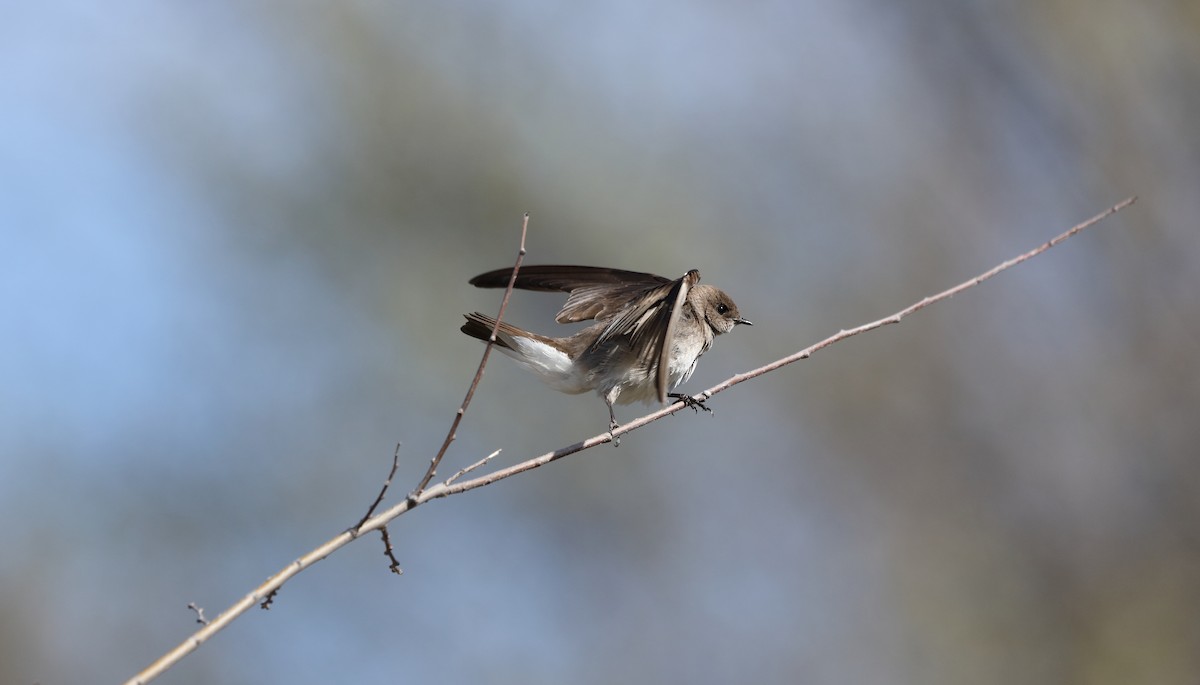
667,334,709,388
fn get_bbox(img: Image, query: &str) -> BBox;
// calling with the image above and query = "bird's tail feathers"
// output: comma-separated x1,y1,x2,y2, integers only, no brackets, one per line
461,312,522,348
460,313,582,393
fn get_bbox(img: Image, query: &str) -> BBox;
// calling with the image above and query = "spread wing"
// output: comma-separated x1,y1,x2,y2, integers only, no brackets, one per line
468,265,672,323
469,265,700,403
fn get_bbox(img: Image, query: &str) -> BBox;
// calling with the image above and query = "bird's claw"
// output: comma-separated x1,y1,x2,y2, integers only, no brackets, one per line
669,393,713,415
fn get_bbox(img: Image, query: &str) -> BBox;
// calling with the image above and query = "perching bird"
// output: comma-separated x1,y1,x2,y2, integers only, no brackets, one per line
461,265,750,432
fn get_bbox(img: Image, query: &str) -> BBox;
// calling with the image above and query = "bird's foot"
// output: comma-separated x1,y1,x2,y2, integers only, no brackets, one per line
608,418,622,447
669,393,713,415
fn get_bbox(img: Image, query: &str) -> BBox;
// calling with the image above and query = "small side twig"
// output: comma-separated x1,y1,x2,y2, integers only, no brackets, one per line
444,449,502,486
357,444,402,530
379,528,402,575
357,445,405,572
409,214,529,498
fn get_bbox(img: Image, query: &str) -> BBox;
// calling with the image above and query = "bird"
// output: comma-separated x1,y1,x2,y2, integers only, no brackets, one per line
461,265,751,434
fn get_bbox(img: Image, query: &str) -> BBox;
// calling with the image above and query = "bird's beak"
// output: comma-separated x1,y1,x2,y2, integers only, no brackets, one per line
735,318,753,326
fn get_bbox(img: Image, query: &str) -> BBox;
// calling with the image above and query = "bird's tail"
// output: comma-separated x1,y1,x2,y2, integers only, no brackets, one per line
460,313,582,393
461,312,546,350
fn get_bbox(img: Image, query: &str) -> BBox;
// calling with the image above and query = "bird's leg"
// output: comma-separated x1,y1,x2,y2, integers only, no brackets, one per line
607,401,621,447
669,393,713,415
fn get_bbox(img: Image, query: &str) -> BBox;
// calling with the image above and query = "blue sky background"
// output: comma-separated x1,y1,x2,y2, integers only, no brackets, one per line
3,2,1198,684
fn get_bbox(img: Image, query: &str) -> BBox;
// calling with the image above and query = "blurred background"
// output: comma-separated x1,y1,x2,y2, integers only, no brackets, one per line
2,1,1197,683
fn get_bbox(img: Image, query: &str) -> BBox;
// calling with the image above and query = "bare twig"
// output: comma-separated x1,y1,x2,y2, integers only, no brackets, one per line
358,445,405,571
444,449,502,486
690,196,1139,398
379,527,402,575
123,198,1134,685
356,444,402,529
409,214,529,497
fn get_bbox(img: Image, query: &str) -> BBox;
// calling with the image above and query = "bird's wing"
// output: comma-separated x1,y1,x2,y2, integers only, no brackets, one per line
468,265,672,323
593,270,699,404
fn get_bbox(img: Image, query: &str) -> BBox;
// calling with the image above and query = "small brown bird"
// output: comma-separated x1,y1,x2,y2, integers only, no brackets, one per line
461,265,751,432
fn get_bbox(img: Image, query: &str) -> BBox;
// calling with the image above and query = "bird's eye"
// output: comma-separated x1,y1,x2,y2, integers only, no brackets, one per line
716,303,729,315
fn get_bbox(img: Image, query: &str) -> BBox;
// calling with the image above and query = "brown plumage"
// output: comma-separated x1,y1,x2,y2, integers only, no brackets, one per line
462,265,751,432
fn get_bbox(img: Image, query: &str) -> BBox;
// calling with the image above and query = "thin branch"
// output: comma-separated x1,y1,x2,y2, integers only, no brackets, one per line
379,527,402,575
431,196,1138,494
409,214,529,497
358,445,405,571
356,443,402,529
444,449,502,486
696,195,1138,399
123,197,1134,685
